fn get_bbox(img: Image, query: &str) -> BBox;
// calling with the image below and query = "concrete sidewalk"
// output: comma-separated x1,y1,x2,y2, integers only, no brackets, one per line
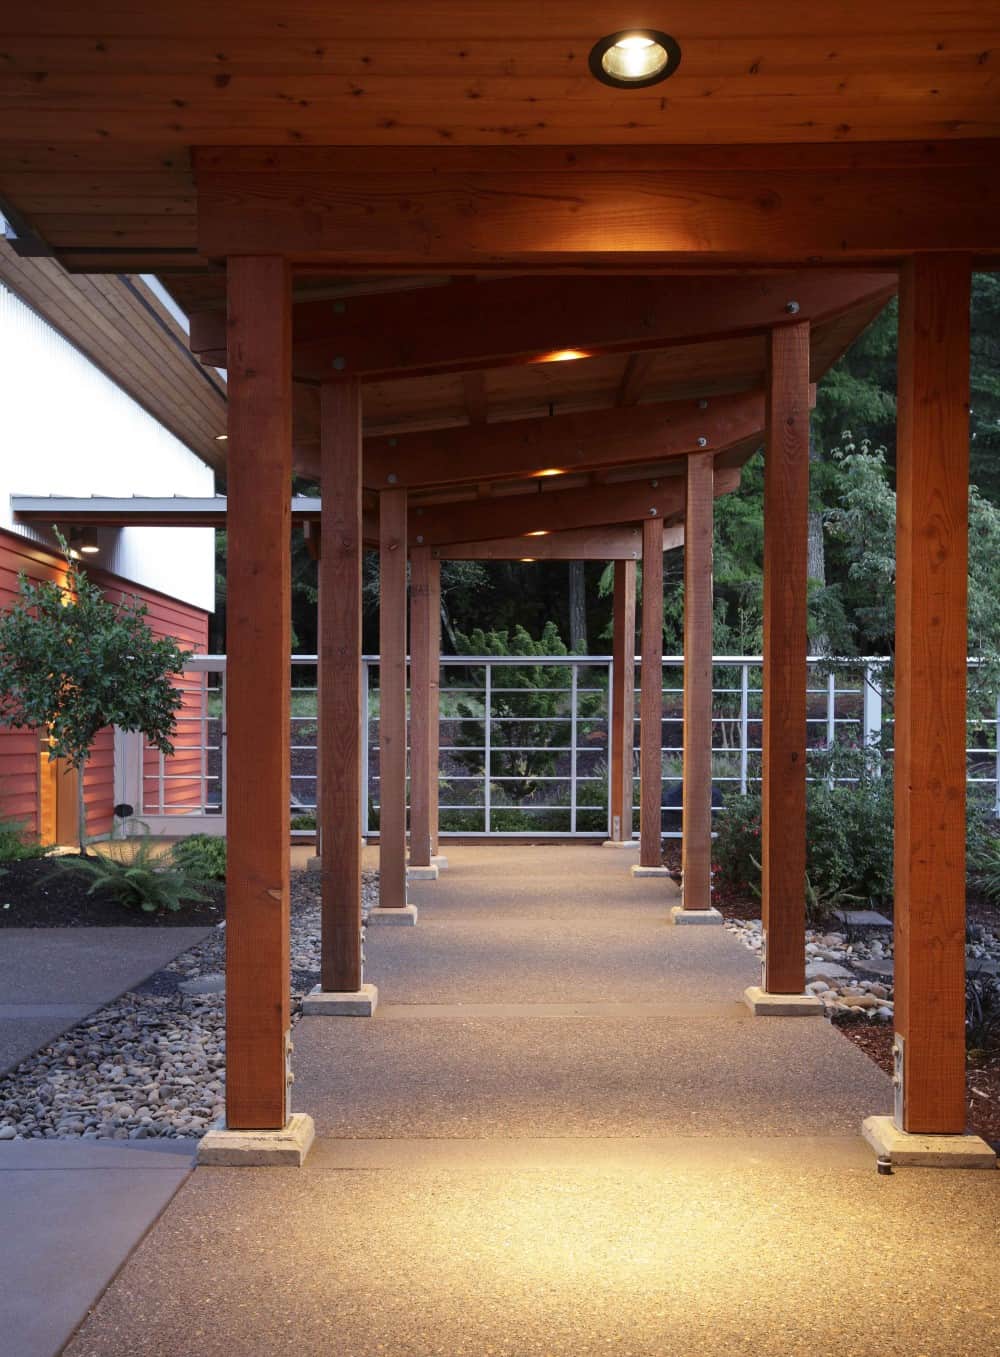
60,846,1000,1356
0,927,212,1074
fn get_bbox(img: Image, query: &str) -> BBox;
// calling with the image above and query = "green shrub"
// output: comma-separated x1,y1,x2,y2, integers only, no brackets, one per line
0,817,49,863
290,812,317,831
57,834,209,914
713,746,894,910
171,833,227,882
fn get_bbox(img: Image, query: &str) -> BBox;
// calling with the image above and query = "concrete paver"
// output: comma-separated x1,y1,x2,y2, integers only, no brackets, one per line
0,1139,195,1357
0,927,212,1073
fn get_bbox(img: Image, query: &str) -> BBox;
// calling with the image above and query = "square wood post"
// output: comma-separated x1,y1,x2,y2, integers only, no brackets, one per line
318,380,364,993
893,255,971,1135
409,543,435,868
223,256,293,1130
608,559,637,845
373,486,413,919
680,451,716,913
428,556,441,858
636,516,665,871
760,322,811,996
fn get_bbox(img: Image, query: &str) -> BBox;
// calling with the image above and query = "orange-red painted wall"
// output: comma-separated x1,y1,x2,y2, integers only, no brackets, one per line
0,528,210,839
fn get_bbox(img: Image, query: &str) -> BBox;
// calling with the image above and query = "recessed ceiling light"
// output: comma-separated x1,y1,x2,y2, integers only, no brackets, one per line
525,530,550,537
519,557,536,563
215,433,228,441
589,30,681,88
533,348,591,364
534,468,566,478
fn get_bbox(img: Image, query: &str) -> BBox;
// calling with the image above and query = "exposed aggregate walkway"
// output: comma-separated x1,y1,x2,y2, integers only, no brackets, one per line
61,845,1000,1357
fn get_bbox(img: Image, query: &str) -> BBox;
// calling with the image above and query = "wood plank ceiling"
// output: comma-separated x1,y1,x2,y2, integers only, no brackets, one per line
0,2,998,271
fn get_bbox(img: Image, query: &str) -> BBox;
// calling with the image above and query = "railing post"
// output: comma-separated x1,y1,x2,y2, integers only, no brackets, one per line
862,663,883,769
570,663,579,835
739,662,750,796
483,661,492,835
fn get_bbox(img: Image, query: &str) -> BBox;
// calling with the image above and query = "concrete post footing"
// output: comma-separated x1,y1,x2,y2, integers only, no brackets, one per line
407,864,440,881
301,982,378,1016
861,1115,997,1169
743,985,824,1016
197,1113,315,1167
431,855,449,869
368,904,419,926
630,864,671,878
670,905,724,926
602,839,639,850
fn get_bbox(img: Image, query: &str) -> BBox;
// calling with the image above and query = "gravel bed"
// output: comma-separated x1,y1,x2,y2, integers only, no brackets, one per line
726,916,1000,1022
0,870,378,1142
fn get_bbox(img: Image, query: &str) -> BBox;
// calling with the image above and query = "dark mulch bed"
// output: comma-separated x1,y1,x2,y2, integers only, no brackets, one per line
0,857,225,928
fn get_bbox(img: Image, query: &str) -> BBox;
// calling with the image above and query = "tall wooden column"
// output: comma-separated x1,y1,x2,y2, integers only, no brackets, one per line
428,556,441,857
761,322,810,994
409,543,434,868
319,380,364,992
681,452,715,910
378,487,408,909
609,559,637,842
638,516,665,868
894,255,970,1135
224,256,292,1130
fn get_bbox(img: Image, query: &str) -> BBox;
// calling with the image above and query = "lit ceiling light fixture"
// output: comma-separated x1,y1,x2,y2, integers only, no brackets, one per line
589,29,681,88
525,530,550,537
69,527,99,556
532,348,591,364
519,557,536,563
214,433,228,442
533,468,566,479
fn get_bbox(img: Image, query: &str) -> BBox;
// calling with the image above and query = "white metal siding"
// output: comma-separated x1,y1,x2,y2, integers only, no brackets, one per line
0,282,215,612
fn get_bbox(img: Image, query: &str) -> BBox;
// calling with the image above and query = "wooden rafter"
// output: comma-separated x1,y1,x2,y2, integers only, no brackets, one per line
433,524,684,562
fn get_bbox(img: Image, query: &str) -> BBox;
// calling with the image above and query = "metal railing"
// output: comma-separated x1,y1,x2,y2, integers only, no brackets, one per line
115,654,1000,838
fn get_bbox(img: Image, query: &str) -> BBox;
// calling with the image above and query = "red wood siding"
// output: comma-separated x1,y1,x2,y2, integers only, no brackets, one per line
0,527,210,840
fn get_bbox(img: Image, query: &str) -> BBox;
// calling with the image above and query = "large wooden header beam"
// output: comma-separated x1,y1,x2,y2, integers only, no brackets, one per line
409,465,739,546
433,524,684,562
365,391,765,491
189,271,896,381
195,143,1000,269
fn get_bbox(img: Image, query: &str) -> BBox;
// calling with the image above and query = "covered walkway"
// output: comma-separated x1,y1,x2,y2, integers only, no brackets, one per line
64,847,1000,1356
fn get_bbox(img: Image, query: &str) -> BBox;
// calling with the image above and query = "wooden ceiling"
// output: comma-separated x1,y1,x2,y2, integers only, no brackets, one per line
0,3,998,272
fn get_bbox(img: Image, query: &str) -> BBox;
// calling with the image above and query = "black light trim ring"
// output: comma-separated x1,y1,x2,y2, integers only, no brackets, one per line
588,29,682,89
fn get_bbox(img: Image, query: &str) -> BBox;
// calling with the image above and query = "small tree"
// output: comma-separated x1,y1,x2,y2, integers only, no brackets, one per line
0,540,187,852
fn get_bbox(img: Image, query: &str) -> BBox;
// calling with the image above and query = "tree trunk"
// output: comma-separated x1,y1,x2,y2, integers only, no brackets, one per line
568,561,587,653
76,755,89,856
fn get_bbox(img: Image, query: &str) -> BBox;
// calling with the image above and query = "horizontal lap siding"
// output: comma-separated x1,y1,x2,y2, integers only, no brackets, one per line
0,528,209,839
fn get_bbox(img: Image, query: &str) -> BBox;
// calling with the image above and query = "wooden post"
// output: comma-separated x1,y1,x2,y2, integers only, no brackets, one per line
681,452,715,910
761,322,810,995
378,487,408,908
428,556,441,857
894,254,971,1135
409,543,433,867
319,380,364,993
224,256,292,1130
639,516,665,868
609,559,637,842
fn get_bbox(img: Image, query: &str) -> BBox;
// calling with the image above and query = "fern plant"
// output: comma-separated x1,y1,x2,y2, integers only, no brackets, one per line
57,833,208,914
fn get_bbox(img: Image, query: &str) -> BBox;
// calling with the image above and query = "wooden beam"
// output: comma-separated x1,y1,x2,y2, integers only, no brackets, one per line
365,391,764,491
409,544,434,869
427,555,441,859
461,370,489,424
411,468,739,547
617,353,658,408
761,322,811,995
894,254,971,1135
433,524,684,562
224,255,291,1131
378,487,408,909
195,145,1000,267
319,379,364,994
639,516,665,869
680,452,715,912
190,271,895,381
610,559,638,844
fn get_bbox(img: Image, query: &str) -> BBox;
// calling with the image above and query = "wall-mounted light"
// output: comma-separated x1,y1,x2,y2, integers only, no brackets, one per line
589,30,681,88
69,527,99,556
